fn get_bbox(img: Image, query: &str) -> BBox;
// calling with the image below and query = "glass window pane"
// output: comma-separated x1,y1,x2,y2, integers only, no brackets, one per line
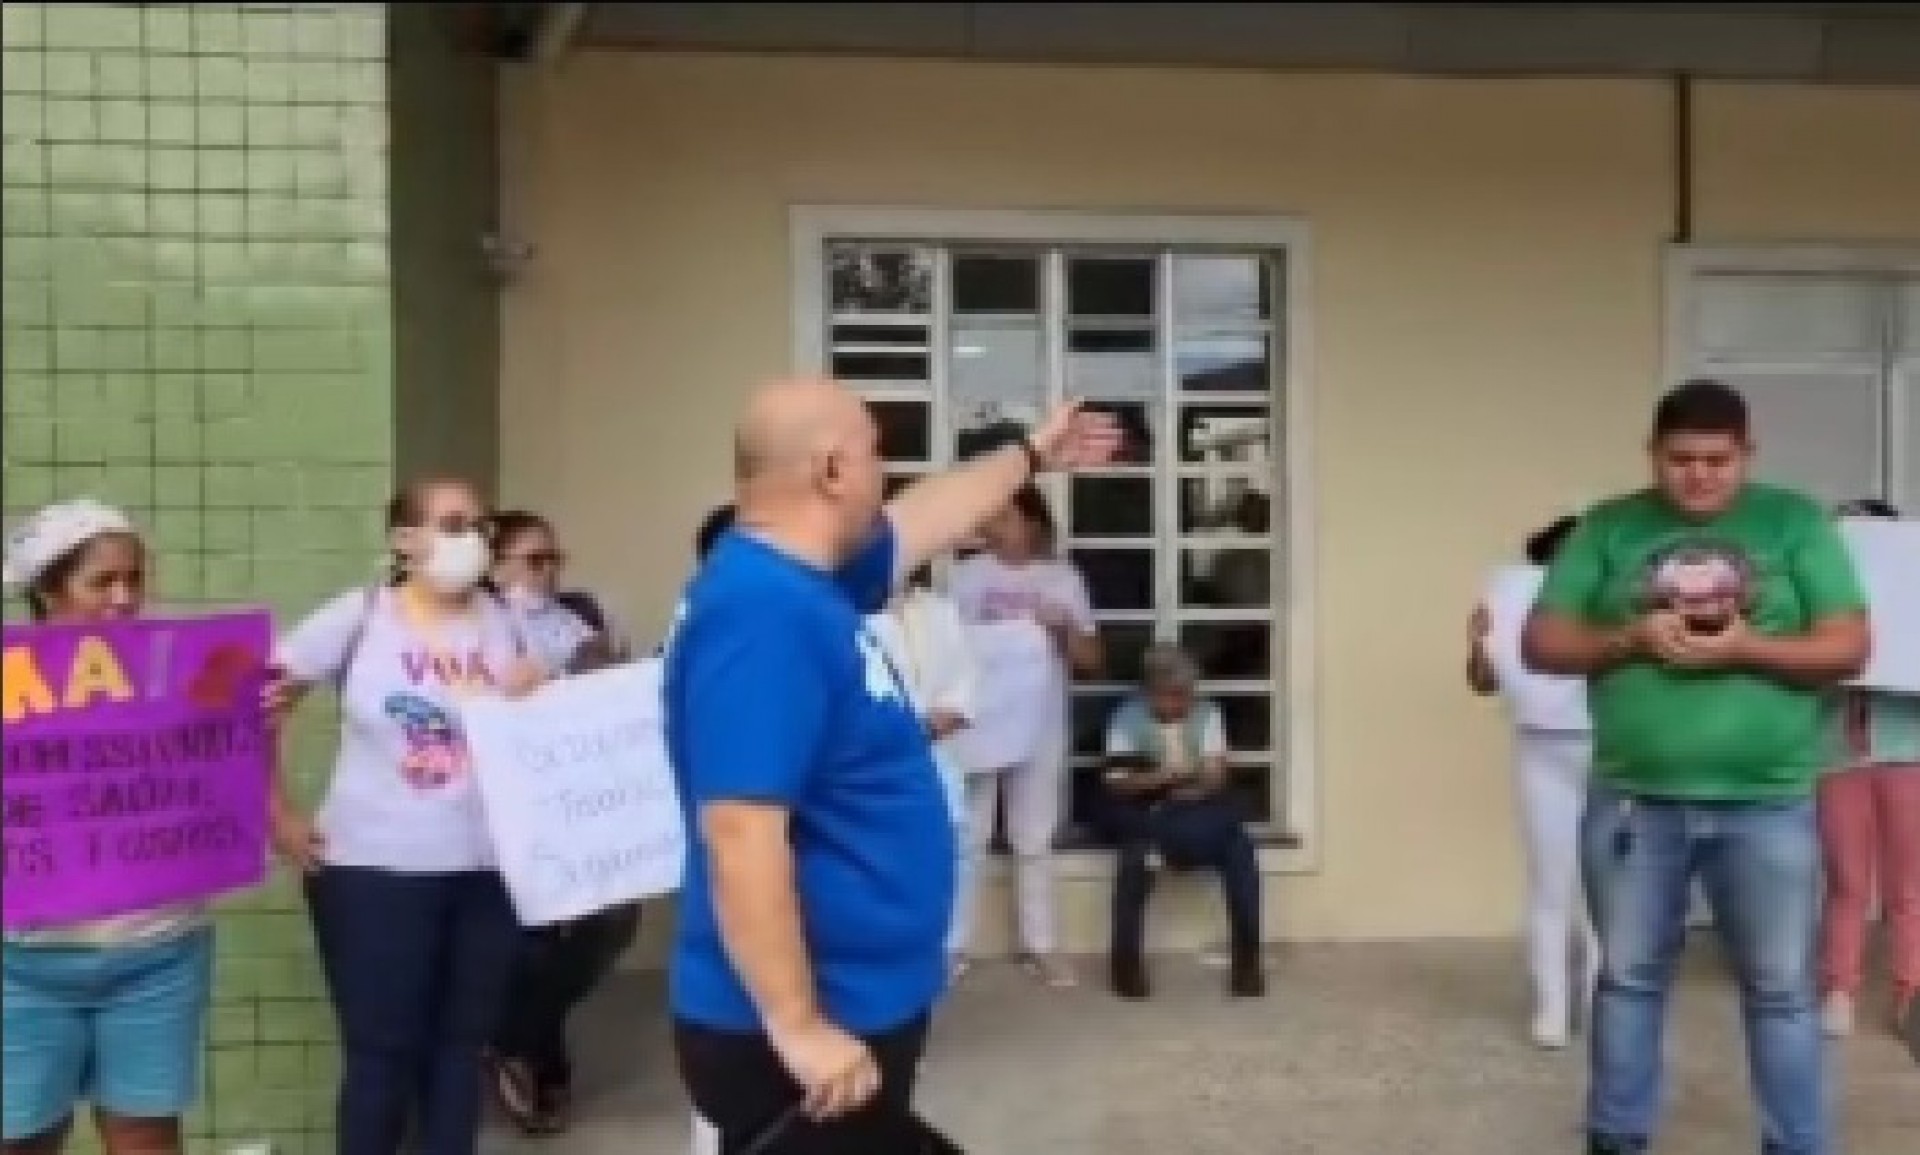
1178,331,1270,394
1727,371,1883,508
1180,404,1272,464
1899,281,1920,354
1214,693,1273,751
1069,399,1156,466
1071,690,1126,758
1068,256,1154,318
1173,255,1270,323
1226,764,1275,825
1097,620,1157,685
1067,326,1157,401
828,245,932,315
1901,360,1919,513
953,253,1040,315
1180,476,1273,534
1069,474,1153,538
951,320,1043,429
1070,548,1154,612
1180,620,1272,680
832,350,929,382
1693,274,1879,361
870,400,931,463
1182,548,1271,609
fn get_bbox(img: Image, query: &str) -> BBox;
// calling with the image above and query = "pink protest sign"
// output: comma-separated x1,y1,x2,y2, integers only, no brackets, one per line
3,611,273,930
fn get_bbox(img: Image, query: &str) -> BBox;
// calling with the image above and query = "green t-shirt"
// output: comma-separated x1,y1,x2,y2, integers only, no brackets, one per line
1535,483,1866,801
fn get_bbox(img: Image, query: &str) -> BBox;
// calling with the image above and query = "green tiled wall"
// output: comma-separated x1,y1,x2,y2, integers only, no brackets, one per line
2,5,391,1151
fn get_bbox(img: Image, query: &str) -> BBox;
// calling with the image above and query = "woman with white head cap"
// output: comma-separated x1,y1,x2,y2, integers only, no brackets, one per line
2,499,213,1155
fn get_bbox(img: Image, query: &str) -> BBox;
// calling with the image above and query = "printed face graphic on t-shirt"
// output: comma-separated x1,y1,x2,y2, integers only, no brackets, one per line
383,646,497,789
384,692,468,789
1640,539,1755,634
977,588,1046,623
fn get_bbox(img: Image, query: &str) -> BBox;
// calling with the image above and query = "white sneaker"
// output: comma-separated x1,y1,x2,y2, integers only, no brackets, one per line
1021,953,1078,989
1821,991,1855,1039
1530,1008,1571,1050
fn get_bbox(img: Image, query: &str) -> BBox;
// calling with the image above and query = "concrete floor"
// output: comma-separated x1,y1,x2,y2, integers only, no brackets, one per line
486,940,1917,1154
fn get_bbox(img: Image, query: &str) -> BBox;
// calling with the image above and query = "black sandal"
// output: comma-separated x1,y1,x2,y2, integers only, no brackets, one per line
484,1052,549,1135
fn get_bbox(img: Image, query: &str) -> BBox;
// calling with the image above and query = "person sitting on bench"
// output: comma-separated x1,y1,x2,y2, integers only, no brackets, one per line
1100,644,1265,1001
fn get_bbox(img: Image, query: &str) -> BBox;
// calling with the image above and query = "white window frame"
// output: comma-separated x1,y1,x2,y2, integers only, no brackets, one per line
1662,243,1920,506
791,206,1319,875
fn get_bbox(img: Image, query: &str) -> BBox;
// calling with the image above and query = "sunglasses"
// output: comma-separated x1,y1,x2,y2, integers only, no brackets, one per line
407,515,491,536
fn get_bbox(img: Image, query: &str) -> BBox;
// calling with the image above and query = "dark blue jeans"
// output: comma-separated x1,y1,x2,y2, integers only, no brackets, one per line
494,903,641,1089
1105,795,1261,960
305,866,520,1155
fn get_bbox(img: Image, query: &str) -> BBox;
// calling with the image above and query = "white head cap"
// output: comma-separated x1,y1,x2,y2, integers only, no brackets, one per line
2,498,137,592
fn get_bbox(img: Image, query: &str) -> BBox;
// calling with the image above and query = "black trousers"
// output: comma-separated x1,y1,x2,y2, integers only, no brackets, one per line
493,903,641,1087
675,1015,930,1154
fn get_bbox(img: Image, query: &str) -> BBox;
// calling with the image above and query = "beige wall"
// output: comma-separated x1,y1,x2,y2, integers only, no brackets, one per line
497,54,1920,947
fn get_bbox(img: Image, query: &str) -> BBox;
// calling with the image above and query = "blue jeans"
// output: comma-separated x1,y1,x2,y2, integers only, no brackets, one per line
1104,795,1261,961
305,867,520,1155
1581,785,1827,1155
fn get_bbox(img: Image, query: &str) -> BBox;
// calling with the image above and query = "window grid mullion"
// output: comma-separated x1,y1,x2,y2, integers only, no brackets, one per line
1155,247,1178,644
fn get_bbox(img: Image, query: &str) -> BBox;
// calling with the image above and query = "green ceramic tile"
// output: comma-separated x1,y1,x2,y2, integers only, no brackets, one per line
245,101,294,147
242,10,295,58
142,6,193,54
2,280,50,326
0,4,45,47
3,416,55,462
1,233,48,277
90,51,143,98
144,53,193,99
41,97,94,141
93,98,142,142
245,58,292,103
1,184,48,233
44,5,142,52
1,49,46,95
147,101,194,145
200,191,246,235
3,325,52,372
198,102,244,147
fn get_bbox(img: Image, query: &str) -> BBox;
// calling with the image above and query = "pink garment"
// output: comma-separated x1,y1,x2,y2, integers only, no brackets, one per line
1817,763,1920,1000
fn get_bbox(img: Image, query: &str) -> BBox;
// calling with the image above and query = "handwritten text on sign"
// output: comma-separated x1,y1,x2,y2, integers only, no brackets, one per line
2,612,273,930
460,660,685,927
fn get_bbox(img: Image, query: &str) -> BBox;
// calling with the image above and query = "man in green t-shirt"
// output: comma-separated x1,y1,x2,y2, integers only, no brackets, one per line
1524,379,1870,1155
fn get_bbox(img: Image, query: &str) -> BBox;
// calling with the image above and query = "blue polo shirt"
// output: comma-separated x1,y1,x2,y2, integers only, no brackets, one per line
664,521,956,1034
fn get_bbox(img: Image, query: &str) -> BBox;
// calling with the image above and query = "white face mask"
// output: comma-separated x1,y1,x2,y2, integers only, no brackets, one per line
419,529,491,594
504,583,550,612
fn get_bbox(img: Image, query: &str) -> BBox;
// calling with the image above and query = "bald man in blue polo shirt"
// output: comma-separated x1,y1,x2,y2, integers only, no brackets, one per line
666,378,1117,1153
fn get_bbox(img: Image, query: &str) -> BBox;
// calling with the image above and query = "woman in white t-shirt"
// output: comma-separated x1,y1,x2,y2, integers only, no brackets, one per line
266,477,549,1155
866,571,978,966
1468,515,1596,1050
946,486,1102,987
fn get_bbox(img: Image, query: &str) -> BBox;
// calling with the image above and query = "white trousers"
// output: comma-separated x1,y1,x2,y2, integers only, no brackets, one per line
951,727,1068,956
1512,729,1599,1027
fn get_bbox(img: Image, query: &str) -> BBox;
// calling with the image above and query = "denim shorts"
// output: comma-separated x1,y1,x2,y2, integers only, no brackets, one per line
1,927,213,1141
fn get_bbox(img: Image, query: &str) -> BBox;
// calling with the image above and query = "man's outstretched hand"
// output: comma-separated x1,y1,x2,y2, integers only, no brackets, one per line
1028,401,1123,472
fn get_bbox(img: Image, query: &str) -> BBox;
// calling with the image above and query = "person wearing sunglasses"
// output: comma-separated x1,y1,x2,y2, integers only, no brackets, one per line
481,509,639,1135
265,477,550,1155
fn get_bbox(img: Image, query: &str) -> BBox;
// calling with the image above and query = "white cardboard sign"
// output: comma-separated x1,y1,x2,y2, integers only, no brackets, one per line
460,660,686,926
1841,518,1920,693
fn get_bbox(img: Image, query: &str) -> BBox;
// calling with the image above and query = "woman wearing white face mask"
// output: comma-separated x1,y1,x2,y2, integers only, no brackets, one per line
265,478,550,1155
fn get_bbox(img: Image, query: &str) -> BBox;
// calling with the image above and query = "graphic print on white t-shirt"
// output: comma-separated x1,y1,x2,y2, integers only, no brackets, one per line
856,628,909,705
